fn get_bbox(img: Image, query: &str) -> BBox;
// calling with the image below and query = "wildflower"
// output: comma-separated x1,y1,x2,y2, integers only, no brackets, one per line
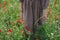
0,4,2,8
0,29,2,32
7,29,12,32
24,26,30,32
17,19,24,24
3,1,7,7
6,29,12,35
4,1,7,5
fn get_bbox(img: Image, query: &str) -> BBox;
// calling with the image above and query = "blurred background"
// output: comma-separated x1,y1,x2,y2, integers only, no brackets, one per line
0,0,60,40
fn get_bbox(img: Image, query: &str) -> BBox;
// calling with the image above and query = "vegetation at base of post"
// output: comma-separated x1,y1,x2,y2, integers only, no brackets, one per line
0,0,60,40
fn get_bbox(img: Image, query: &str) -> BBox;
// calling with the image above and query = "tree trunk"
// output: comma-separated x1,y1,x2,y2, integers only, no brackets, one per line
20,0,49,40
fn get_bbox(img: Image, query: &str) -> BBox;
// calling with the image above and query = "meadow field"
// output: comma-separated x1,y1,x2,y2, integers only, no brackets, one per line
0,0,60,40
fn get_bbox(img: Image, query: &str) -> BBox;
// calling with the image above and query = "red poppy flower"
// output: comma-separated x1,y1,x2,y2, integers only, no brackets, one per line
0,29,2,32
17,19,24,23
4,1,7,5
24,26,30,32
7,29,12,32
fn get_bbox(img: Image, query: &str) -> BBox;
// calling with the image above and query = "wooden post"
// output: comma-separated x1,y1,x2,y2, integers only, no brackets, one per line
20,0,49,40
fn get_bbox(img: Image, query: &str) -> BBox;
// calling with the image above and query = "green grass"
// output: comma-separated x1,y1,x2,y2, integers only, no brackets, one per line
0,0,60,40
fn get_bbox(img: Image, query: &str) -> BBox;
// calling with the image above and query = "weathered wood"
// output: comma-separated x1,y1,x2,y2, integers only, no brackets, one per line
20,0,49,40
20,0,49,31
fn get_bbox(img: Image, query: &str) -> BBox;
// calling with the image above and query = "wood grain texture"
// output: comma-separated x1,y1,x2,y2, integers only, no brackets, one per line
20,0,49,39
